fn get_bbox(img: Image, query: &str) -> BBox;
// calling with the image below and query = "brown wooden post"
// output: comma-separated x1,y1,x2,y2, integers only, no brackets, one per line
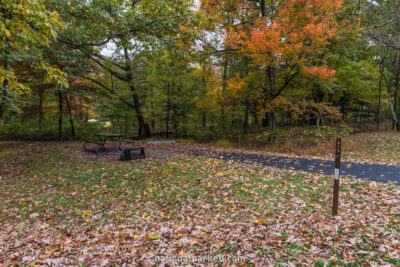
332,138,342,215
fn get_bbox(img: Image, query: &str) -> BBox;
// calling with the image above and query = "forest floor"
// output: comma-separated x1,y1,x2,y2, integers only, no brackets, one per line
0,141,399,265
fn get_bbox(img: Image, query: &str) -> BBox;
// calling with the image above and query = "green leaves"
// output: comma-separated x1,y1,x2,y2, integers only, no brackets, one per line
0,0,67,113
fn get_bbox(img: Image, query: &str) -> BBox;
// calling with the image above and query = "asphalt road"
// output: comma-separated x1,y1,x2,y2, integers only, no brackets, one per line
195,151,400,184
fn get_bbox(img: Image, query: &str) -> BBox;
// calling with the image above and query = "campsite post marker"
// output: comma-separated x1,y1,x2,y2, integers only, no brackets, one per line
332,138,342,215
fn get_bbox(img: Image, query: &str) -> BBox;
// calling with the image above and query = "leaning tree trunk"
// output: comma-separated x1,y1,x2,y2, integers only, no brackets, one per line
123,47,151,137
388,92,399,131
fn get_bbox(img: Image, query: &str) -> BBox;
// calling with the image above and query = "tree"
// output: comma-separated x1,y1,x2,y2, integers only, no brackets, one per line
139,46,197,137
54,0,199,137
201,0,343,131
361,0,400,50
379,49,400,131
0,0,67,118
360,0,400,130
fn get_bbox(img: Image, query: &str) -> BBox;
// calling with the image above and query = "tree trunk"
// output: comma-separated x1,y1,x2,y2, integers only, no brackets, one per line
340,93,346,120
394,78,399,131
387,78,399,130
262,114,268,127
125,115,128,136
267,66,276,131
202,61,207,129
252,111,258,126
38,89,44,127
394,54,400,131
0,65,9,120
150,87,155,130
65,94,75,139
260,0,266,17
221,59,228,129
123,47,151,137
58,90,63,139
173,105,178,138
377,67,383,129
166,82,170,138
231,107,235,128
0,8,10,120
243,97,249,134
260,2,273,130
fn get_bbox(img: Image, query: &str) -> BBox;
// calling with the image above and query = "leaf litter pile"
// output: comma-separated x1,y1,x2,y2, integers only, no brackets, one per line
0,142,399,266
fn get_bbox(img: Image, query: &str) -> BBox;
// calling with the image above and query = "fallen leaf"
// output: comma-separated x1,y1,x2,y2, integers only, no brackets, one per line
150,234,160,240
256,218,266,225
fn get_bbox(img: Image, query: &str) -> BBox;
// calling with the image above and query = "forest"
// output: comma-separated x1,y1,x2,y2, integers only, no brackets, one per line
1,0,400,145
2,1,400,265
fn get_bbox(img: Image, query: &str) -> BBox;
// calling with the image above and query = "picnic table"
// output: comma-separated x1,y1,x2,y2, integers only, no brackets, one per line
84,133,126,152
84,133,145,160
95,133,124,145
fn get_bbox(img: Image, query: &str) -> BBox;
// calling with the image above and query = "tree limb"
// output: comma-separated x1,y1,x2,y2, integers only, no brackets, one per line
272,69,299,99
84,76,135,109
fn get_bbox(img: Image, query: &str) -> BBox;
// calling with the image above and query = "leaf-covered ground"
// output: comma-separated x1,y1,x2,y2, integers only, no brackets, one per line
342,132,400,165
202,132,400,166
0,142,400,266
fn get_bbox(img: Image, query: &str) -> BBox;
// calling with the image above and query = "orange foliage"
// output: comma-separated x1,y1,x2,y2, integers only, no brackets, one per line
200,0,344,118
227,73,246,92
228,0,342,79
305,66,336,79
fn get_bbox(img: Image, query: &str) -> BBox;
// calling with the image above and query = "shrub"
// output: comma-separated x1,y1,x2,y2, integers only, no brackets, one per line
0,121,100,141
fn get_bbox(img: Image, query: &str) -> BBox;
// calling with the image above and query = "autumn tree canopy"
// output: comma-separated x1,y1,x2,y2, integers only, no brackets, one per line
1,0,400,139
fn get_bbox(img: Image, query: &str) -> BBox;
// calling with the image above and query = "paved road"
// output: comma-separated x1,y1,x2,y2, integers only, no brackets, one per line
193,150,400,184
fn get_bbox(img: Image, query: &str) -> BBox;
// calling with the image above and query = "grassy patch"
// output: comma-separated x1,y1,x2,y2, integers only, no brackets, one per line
0,142,399,265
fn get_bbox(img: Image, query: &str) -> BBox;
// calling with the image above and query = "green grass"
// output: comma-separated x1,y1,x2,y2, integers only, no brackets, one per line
0,142,399,265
